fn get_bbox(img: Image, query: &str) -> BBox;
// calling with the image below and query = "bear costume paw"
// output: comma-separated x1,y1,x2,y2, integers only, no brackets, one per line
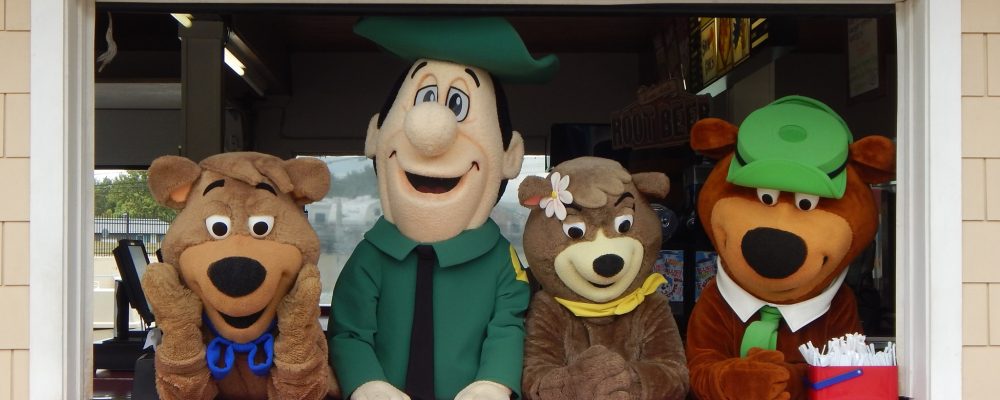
535,345,636,400
716,349,791,400
142,262,204,359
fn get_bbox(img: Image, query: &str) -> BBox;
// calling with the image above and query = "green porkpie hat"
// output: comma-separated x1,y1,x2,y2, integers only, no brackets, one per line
354,16,559,84
727,95,853,199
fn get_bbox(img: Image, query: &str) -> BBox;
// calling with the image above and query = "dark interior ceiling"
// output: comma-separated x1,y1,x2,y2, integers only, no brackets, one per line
93,6,893,101
93,13,675,62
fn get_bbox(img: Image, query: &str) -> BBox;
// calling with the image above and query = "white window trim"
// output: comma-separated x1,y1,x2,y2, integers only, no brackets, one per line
29,1,960,399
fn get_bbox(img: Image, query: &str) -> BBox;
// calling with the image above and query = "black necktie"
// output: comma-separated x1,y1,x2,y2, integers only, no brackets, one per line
405,245,436,400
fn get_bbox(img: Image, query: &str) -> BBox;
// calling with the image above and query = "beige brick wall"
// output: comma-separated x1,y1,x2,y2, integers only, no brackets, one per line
963,0,1000,399
0,0,29,397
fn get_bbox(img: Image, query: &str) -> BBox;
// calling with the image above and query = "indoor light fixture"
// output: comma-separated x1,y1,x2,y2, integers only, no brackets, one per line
223,48,246,76
171,13,193,28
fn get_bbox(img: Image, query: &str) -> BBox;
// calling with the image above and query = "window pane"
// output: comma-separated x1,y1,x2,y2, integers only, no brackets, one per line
304,156,382,305
491,155,549,269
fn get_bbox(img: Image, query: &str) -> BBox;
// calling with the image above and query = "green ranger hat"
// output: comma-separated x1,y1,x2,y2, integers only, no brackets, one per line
727,95,853,199
354,16,559,84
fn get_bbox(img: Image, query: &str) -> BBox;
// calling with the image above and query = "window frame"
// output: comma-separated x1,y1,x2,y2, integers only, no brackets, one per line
29,1,961,398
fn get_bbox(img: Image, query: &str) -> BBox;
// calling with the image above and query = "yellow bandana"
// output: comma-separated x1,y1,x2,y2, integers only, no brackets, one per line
554,273,667,318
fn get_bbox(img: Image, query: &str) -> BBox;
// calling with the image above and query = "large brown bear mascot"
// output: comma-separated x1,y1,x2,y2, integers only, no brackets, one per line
142,152,339,400
685,96,895,400
518,157,689,400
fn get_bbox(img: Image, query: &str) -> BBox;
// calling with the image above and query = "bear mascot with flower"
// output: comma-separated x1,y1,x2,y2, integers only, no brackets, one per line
518,157,690,400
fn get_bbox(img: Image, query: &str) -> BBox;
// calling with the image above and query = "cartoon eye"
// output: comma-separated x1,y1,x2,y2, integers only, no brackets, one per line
205,215,231,239
562,222,586,239
794,193,820,211
248,215,275,238
614,214,634,233
756,188,780,206
414,85,438,105
446,87,470,121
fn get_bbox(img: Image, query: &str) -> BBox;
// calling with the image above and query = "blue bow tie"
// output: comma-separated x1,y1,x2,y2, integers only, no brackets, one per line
203,315,276,380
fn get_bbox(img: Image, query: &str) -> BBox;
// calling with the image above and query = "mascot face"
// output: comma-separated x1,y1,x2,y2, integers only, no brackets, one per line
150,153,329,343
365,59,524,243
519,157,669,303
700,158,870,303
691,110,895,304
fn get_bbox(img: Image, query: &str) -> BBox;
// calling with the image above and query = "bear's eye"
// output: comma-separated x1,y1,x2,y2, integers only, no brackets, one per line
248,215,274,238
614,214,634,233
562,222,586,239
756,188,780,206
205,215,231,240
414,85,438,105
446,87,470,121
794,193,820,211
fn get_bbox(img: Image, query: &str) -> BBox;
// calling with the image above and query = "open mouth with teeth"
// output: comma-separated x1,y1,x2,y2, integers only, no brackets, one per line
220,309,264,329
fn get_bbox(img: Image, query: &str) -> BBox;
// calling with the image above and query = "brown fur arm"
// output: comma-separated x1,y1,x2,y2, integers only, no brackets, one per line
523,294,572,400
686,284,790,400
142,262,217,400
629,295,689,400
270,263,340,399
523,294,636,400
153,350,218,400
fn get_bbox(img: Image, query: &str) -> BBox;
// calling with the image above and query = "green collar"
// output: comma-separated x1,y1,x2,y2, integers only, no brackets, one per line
364,217,502,268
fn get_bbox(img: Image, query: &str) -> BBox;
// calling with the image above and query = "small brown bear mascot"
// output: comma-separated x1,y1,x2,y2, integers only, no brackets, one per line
519,157,689,400
685,96,895,400
142,152,339,400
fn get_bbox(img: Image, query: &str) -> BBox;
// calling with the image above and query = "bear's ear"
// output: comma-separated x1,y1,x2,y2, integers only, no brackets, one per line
631,172,670,200
849,135,895,184
148,155,202,210
283,157,331,206
518,175,550,208
690,118,738,160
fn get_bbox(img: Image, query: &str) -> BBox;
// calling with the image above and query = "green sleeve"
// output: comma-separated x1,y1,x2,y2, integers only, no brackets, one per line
475,245,531,398
328,241,387,397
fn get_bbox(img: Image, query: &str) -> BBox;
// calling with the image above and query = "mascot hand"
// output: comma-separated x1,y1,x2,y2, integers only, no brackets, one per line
454,380,511,400
351,381,410,400
720,349,791,400
142,262,202,331
567,345,633,400
277,263,322,334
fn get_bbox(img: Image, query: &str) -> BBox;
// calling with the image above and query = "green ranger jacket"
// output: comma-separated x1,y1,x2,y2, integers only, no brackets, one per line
328,217,531,399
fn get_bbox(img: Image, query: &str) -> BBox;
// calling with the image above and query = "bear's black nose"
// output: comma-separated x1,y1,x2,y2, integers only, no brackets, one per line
593,254,625,278
208,257,267,297
741,227,807,279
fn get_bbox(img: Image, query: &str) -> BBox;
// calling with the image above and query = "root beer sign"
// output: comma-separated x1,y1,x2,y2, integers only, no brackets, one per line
611,80,710,150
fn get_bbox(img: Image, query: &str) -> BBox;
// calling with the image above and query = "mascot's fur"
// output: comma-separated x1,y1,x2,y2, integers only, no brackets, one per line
685,118,894,400
142,152,339,400
519,157,689,400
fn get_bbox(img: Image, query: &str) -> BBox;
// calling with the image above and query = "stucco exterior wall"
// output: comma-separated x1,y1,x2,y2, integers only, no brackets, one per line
963,0,1000,399
0,0,29,397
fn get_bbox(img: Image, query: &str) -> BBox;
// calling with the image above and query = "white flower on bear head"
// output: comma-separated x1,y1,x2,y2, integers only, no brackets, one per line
538,172,574,221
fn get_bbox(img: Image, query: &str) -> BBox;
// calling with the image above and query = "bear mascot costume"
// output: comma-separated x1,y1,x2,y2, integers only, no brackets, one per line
142,152,339,400
684,96,895,400
518,157,690,400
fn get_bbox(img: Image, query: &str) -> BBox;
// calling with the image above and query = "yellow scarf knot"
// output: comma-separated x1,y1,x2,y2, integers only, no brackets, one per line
554,273,667,318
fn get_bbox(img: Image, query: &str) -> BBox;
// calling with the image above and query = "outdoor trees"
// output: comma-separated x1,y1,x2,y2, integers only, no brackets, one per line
95,170,176,222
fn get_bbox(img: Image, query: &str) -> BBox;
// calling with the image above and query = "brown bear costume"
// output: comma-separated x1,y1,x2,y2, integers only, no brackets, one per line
518,157,689,400
142,152,339,400
684,97,895,400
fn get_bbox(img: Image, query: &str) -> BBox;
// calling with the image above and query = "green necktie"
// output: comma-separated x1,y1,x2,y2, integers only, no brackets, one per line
740,305,782,357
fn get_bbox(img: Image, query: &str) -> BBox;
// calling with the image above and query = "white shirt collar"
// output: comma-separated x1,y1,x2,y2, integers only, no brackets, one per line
715,258,848,333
